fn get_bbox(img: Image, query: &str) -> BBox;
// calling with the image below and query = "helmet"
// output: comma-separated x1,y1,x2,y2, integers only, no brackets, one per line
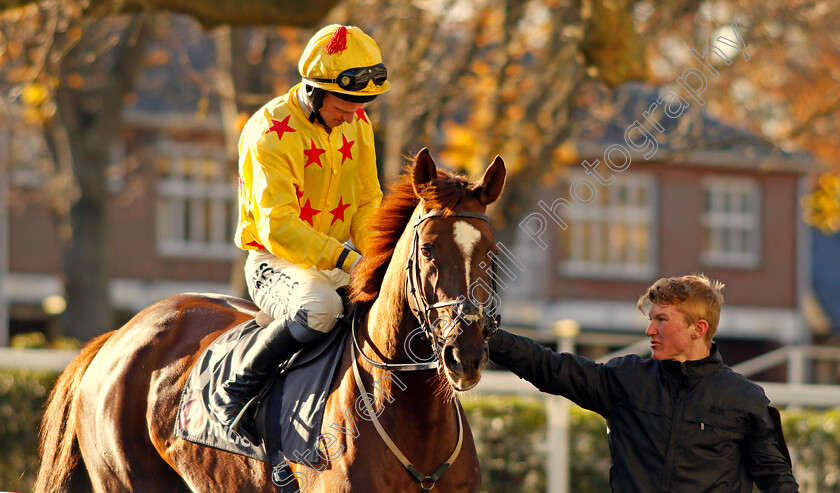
299,25,391,100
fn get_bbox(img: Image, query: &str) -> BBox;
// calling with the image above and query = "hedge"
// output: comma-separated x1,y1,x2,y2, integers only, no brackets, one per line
1,369,837,492
0,370,57,493
783,408,840,491
463,398,840,493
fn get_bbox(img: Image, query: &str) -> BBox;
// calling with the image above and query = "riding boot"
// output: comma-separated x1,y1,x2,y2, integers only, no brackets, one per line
209,319,304,443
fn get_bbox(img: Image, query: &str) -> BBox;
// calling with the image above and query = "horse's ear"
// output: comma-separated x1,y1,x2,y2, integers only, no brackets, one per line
477,155,506,206
413,147,437,193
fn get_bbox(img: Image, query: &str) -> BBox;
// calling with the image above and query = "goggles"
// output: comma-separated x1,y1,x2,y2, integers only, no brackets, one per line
306,63,388,91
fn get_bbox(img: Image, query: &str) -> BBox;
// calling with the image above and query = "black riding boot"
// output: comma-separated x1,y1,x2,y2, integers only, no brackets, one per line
209,320,304,443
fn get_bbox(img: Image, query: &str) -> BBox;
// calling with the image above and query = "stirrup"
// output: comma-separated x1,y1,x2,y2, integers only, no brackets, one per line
225,358,289,445
228,405,259,444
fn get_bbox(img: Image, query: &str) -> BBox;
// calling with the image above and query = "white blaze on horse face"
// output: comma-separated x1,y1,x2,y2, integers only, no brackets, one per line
453,221,481,281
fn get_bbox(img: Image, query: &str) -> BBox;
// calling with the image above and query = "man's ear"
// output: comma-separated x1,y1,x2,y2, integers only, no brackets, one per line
693,319,709,340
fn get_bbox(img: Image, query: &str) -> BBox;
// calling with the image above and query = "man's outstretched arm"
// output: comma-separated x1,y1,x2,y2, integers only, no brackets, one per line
488,329,614,417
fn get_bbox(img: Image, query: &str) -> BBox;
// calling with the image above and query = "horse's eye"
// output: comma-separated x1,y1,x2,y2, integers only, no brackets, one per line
420,245,434,259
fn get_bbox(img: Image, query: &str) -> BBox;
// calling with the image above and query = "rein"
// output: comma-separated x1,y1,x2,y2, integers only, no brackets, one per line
351,313,438,371
350,339,464,493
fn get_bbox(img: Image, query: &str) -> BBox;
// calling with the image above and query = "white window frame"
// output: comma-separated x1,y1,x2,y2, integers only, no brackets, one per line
701,177,761,268
155,140,238,260
9,126,126,192
559,172,657,280
9,127,52,189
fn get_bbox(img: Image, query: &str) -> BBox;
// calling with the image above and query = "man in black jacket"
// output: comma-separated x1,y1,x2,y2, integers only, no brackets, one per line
489,273,798,492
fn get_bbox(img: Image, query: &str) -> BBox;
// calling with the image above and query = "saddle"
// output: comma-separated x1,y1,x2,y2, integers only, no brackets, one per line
174,306,352,490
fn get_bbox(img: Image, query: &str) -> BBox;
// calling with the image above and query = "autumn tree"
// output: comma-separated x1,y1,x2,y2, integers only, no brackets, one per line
327,0,653,234
0,0,337,341
4,0,834,342
635,0,840,233
339,0,834,237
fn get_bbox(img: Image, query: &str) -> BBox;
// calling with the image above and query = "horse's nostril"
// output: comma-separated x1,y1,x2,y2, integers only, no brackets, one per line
444,344,489,374
443,345,461,370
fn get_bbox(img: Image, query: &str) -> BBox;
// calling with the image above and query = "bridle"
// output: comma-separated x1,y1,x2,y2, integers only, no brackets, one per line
406,209,500,356
351,208,500,372
349,207,500,492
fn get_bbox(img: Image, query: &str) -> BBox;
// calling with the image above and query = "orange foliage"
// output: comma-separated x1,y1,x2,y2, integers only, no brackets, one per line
803,173,840,234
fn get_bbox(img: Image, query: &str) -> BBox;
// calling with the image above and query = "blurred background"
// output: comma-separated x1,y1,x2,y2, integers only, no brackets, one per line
0,0,839,491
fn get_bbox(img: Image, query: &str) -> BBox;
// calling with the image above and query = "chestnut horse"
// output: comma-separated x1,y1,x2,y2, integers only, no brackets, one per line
34,148,506,493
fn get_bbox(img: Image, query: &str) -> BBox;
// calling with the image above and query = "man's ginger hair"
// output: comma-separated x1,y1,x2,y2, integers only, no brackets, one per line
637,273,725,345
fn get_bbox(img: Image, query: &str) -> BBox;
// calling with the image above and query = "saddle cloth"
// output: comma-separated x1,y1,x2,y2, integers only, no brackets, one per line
173,317,348,471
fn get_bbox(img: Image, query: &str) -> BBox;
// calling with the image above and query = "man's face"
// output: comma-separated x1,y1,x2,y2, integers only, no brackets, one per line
319,92,366,128
644,304,699,362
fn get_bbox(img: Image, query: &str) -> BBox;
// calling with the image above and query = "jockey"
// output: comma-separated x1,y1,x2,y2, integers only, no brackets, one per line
210,25,389,441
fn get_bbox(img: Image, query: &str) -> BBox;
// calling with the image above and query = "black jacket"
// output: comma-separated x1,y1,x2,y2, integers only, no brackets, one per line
489,330,799,492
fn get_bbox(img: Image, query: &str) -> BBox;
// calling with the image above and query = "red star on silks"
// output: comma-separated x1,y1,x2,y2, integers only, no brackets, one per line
355,108,369,124
299,198,321,226
265,115,296,141
295,186,304,205
303,139,326,168
329,196,352,225
338,135,355,165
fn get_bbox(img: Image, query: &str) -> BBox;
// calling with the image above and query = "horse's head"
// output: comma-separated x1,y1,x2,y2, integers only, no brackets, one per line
407,148,506,391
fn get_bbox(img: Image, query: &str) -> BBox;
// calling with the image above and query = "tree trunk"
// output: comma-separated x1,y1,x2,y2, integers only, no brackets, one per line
54,16,152,341
60,129,113,341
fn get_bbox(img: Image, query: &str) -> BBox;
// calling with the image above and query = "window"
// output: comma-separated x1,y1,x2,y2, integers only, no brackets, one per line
8,128,51,188
155,141,237,259
8,126,125,191
701,178,761,268
560,172,657,280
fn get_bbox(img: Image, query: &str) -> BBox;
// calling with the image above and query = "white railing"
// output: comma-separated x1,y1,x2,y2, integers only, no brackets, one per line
3,338,840,493
3,341,839,405
4,339,839,406
732,345,840,384
0,347,79,371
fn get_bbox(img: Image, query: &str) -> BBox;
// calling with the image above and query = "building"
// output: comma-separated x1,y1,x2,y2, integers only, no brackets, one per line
0,113,239,345
0,68,828,386
811,229,840,337
499,82,821,382
0,19,245,345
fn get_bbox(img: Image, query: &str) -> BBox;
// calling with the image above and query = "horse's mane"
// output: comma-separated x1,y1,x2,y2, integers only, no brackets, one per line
349,161,483,304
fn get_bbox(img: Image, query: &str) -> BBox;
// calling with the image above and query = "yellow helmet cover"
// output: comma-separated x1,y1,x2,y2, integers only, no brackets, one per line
298,25,391,97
